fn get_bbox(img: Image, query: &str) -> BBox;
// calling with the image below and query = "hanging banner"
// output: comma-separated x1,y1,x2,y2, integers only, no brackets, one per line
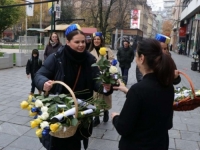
179,26,186,37
130,10,140,29
54,1,62,19
48,2,53,15
26,0,34,16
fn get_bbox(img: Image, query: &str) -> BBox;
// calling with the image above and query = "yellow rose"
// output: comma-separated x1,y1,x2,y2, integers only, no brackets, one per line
26,105,32,110
34,118,42,124
27,95,33,102
29,110,37,117
99,47,107,56
20,101,29,109
36,128,42,137
30,121,38,128
50,123,60,133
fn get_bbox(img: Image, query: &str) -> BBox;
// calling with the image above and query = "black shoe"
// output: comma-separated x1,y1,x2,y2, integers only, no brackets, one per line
103,110,109,122
93,116,100,127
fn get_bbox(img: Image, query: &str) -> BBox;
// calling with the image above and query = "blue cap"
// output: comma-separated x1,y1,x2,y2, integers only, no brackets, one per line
65,24,81,36
92,32,103,37
155,33,170,44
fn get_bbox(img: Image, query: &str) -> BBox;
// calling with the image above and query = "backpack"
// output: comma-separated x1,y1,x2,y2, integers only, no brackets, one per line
29,58,42,66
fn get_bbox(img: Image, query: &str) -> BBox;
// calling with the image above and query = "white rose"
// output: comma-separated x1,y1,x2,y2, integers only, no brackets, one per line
40,121,49,130
109,66,118,74
35,99,43,107
41,106,48,112
40,112,49,120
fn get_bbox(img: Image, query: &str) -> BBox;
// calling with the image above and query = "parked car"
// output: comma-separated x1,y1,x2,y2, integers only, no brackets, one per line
2,37,13,42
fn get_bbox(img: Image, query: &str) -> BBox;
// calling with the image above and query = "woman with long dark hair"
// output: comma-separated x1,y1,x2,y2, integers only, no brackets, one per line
112,39,177,150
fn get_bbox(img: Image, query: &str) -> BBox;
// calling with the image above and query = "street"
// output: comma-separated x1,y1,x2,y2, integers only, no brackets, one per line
0,51,200,150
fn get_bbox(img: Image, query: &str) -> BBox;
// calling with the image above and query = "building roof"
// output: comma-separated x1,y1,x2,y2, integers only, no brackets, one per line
44,24,97,34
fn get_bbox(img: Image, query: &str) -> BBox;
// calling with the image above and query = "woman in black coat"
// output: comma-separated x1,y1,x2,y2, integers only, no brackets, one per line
34,24,112,150
112,39,177,150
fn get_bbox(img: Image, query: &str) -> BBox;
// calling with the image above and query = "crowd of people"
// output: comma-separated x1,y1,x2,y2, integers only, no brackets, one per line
25,24,181,150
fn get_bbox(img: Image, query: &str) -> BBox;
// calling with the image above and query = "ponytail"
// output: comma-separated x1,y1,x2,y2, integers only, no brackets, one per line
153,53,176,86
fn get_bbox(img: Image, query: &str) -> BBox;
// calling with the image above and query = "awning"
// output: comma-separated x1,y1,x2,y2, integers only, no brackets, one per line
27,28,46,32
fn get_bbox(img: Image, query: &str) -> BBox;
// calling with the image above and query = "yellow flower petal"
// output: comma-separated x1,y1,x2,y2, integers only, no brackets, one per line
20,101,29,109
29,111,37,117
28,95,33,102
36,128,42,137
26,105,32,110
30,121,38,128
99,47,107,56
50,123,60,133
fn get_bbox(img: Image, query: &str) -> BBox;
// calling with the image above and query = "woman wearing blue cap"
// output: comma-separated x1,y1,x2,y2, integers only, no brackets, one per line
89,32,115,127
34,24,113,150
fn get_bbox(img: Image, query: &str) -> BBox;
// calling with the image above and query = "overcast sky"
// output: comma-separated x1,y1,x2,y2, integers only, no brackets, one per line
147,0,163,11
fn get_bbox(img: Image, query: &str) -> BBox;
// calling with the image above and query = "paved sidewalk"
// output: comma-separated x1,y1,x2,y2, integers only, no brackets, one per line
0,51,200,150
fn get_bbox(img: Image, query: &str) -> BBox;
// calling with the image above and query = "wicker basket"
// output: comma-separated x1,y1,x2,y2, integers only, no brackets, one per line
47,81,80,138
173,71,200,111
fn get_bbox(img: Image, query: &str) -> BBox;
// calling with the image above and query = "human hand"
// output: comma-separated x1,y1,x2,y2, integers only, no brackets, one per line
27,74,30,79
111,112,119,119
113,80,129,94
174,70,179,79
43,80,54,92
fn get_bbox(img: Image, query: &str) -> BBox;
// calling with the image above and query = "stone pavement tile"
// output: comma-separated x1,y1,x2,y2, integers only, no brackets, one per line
102,130,119,141
173,122,187,131
189,109,200,114
0,122,30,136
180,131,200,141
0,114,14,121
0,133,18,147
174,111,192,118
173,115,182,123
0,107,21,115
0,106,7,112
96,121,114,131
17,110,29,117
169,138,175,149
190,112,200,119
169,130,181,139
88,138,118,150
5,101,21,107
9,136,42,150
91,128,106,139
24,129,37,138
3,147,26,150
39,147,46,150
181,117,200,126
8,116,31,125
0,100,12,105
175,139,199,150
187,124,200,132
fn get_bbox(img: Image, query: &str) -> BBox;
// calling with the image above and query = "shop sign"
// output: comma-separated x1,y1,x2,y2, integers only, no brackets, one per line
179,26,186,37
195,14,200,20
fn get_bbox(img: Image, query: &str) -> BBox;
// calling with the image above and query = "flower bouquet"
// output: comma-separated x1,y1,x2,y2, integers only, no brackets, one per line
20,81,108,138
91,47,122,91
173,71,200,111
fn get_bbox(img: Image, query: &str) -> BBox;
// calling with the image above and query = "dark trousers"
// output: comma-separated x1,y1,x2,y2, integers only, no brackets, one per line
121,67,129,84
51,136,81,150
199,57,200,72
31,75,36,93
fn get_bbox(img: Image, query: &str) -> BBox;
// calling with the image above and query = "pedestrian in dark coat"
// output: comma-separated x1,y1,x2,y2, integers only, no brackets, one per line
26,49,42,95
117,40,134,85
44,32,62,60
112,39,177,150
34,24,113,150
197,49,200,72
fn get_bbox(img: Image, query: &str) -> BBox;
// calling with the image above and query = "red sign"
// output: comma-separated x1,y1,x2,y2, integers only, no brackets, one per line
179,26,186,37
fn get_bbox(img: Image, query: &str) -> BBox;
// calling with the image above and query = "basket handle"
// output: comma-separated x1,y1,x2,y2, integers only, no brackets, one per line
45,81,78,118
178,71,196,98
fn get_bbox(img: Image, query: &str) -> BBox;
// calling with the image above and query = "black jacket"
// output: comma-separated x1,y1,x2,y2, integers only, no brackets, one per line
44,43,62,60
113,73,174,150
26,55,42,76
117,46,134,68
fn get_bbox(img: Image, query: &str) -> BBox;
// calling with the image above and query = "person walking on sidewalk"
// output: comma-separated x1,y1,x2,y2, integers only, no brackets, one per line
26,49,42,95
44,32,62,60
89,32,114,127
197,49,200,72
112,39,177,150
117,40,134,85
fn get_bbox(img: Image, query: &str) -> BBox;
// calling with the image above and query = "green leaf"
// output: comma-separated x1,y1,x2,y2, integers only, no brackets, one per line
59,94,67,99
71,118,78,126
91,63,98,67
